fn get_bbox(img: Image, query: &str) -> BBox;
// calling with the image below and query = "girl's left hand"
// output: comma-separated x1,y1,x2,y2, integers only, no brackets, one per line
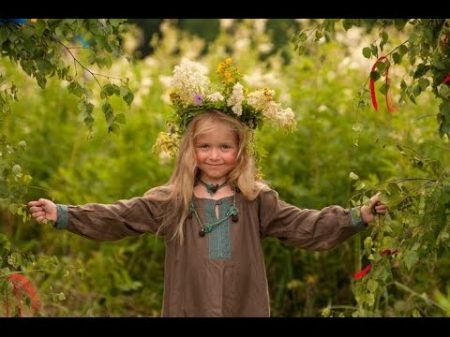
360,192,388,224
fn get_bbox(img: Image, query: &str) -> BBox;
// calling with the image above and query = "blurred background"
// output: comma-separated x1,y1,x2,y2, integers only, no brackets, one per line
1,19,449,317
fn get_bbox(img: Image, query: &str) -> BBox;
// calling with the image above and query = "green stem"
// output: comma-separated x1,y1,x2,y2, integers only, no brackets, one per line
392,281,448,313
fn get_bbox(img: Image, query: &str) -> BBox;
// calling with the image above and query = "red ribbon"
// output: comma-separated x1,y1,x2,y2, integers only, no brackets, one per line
353,263,372,280
6,273,41,316
369,56,397,113
444,75,450,85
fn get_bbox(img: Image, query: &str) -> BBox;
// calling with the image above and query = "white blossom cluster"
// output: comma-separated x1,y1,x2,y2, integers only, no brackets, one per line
170,59,296,129
171,59,210,106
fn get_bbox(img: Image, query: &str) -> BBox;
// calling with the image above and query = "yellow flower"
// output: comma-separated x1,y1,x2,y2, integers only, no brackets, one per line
217,58,240,85
223,71,234,83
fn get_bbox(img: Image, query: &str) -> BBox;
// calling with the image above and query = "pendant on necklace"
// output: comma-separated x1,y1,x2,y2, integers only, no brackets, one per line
200,179,227,196
206,183,219,195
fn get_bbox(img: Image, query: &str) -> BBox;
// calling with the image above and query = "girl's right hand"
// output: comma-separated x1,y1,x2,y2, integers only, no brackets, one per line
27,198,57,224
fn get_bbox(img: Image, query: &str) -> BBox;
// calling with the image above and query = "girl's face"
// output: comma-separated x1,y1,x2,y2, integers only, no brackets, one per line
194,122,238,183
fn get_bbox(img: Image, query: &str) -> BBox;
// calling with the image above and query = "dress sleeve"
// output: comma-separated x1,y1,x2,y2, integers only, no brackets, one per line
259,189,366,251
57,196,168,241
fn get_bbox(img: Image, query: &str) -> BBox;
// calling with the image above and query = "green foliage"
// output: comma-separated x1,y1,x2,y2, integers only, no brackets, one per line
347,142,450,316
0,19,137,316
0,19,133,132
293,19,450,138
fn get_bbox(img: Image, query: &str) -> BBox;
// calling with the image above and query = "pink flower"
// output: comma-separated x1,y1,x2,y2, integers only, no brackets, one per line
193,94,203,105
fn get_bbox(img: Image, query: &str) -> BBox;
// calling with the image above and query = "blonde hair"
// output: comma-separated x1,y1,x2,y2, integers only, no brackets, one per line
146,110,268,243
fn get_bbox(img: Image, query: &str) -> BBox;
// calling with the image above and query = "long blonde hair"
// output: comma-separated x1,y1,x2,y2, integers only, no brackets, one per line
146,111,268,243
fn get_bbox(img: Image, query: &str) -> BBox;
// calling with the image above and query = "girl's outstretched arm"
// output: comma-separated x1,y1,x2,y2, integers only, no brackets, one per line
28,195,168,241
259,189,388,251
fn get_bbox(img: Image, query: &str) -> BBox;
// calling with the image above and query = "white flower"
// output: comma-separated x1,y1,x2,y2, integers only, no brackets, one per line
232,104,243,116
262,101,281,121
248,89,274,110
207,92,224,102
171,59,210,106
227,83,244,116
167,58,296,131
279,107,296,127
247,87,295,127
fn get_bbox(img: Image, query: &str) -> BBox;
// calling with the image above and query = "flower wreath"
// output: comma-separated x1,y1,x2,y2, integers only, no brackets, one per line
154,58,296,158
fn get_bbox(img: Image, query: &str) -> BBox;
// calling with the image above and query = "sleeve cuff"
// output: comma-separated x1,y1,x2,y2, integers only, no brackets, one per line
350,207,367,232
55,204,68,229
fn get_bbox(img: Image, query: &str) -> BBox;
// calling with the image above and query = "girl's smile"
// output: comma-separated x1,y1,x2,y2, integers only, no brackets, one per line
194,122,238,184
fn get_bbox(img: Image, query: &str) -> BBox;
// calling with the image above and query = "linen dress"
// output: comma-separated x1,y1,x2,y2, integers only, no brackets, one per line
55,188,365,317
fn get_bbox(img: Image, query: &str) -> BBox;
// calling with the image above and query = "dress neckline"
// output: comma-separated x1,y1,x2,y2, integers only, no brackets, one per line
193,194,235,202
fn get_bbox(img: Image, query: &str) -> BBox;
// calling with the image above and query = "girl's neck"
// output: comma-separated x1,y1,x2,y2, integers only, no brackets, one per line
198,175,227,185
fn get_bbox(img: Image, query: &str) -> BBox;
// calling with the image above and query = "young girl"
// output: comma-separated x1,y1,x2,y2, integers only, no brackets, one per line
28,110,387,316
28,60,387,317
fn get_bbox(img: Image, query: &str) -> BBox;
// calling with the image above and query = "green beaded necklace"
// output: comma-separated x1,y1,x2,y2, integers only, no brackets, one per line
199,179,228,196
190,193,239,237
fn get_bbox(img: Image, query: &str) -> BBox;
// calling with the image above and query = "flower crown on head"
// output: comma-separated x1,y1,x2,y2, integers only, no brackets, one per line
153,58,296,159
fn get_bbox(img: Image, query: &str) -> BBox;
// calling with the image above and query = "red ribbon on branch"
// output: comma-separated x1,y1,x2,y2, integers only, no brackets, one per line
369,56,397,113
444,75,450,85
5,273,41,316
353,249,399,281
353,263,372,280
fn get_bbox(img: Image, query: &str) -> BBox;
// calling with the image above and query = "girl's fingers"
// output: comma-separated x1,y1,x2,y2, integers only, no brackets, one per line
376,205,388,212
34,211,46,218
36,215,47,224
29,206,44,213
28,200,43,208
372,202,388,215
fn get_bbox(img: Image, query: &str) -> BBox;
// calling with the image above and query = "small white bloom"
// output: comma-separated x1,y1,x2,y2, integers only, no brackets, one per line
207,92,224,102
262,101,281,121
248,89,274,111
227,83,244,116
171,59,210,106
232,104,243,116
279,107,296,127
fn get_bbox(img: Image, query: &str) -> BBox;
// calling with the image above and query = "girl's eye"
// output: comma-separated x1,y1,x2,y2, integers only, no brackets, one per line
221,145,231,150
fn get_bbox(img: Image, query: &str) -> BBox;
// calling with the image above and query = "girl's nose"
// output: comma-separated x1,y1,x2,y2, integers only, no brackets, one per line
209,148,220,159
